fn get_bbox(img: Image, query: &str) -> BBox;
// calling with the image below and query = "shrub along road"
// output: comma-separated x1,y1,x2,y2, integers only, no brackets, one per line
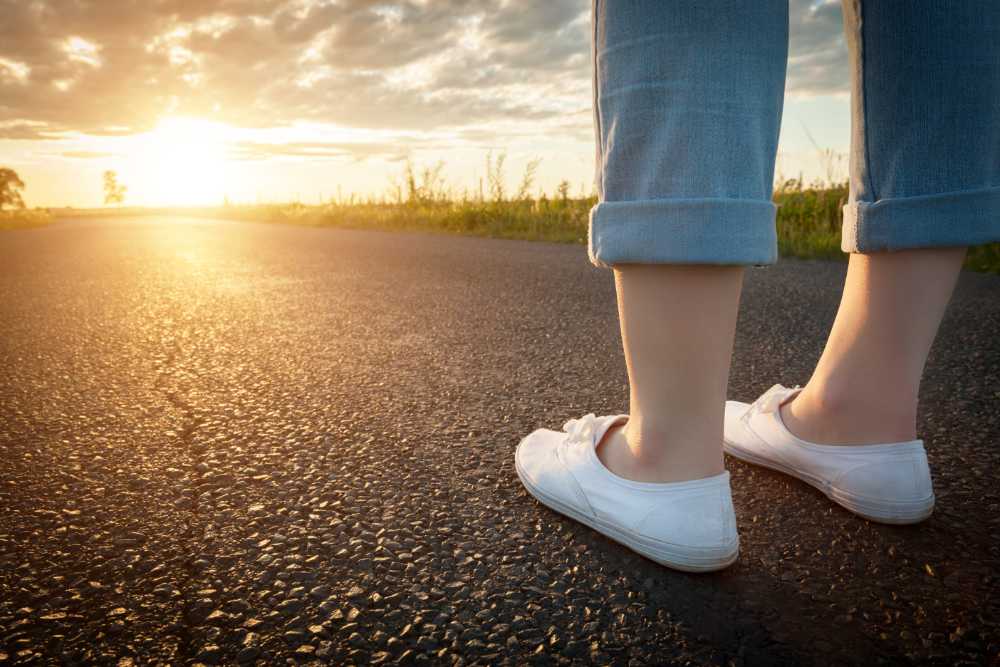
1,217,997,665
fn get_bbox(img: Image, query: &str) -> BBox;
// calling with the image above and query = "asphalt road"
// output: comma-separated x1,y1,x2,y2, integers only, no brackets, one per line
1,218,998,666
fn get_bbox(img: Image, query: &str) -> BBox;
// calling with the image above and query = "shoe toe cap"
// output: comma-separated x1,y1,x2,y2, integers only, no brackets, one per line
516,429,571,488
517,429,603,512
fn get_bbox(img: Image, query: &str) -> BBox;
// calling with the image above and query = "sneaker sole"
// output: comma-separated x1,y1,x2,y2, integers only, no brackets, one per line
723,439,934,525
515,444,739,573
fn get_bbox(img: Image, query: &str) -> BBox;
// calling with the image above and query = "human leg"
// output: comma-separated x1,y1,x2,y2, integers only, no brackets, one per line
781,248,966,445
588,0,788,483
515,0,789,570
596,265,743,483
724,1,999,523
784,1,1000,445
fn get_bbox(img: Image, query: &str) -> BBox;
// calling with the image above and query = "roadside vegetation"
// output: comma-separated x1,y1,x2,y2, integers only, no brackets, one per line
0,167,53,230
193,156,999,274
0,209,52,231
103,170,127,207
7,155,998,273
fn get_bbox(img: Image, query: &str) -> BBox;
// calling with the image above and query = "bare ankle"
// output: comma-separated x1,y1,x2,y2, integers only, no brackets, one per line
783,386,918,445
594,421,724,483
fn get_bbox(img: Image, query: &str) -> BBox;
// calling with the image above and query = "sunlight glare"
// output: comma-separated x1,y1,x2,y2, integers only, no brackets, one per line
139,117,231,206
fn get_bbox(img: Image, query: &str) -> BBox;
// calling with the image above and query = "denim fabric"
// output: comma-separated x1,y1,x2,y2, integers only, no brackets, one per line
840,2,1000,253
588,0,1000,267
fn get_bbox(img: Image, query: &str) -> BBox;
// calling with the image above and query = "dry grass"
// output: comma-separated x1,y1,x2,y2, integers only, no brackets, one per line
187,181,998,274
44,156,1000,273
0,209,53,231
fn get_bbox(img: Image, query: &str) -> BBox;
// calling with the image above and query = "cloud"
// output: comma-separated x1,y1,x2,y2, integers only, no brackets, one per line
0,121,65,140
787,0,850,95
58,151,116,159
0,0,849,148
229,139,409,162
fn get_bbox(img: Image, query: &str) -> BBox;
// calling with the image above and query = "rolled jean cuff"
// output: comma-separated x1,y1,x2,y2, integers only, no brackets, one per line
588,198,778,268
842,185,1000,253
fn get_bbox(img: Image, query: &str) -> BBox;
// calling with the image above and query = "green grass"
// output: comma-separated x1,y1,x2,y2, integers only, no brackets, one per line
772,180,1000,273
196,197,593,244
182,183,997,274
964,241,1000,273
43,156,1000,273
0,209,53,230
774,180,848,262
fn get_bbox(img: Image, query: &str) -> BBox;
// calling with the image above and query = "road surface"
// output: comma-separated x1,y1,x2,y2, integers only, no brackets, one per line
1,218,998,665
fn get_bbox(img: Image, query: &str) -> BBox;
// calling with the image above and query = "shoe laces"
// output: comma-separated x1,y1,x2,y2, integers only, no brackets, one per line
563,413,598,446
741,384,800,425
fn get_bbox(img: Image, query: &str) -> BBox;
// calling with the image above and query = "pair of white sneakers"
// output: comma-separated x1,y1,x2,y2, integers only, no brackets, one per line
514,384,935,573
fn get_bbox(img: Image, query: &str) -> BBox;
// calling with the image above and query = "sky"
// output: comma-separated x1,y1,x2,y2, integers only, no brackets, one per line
1,0,852,208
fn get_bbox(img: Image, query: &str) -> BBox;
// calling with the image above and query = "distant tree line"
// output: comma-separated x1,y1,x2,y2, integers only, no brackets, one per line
0,166,129,210
103,170,126,206
0,167,25,210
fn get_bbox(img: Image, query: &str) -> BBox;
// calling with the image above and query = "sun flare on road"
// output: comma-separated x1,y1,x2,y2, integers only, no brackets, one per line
137,117,231,206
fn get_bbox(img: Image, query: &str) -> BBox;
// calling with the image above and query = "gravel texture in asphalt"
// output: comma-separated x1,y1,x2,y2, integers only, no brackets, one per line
1,218,998,666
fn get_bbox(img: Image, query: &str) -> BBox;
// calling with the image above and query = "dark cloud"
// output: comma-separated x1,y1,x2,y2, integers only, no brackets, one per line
0,0,848,144
788,0,849,95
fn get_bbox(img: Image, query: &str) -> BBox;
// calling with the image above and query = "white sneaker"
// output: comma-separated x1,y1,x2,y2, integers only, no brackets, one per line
724,384,935,524
515,413,739,572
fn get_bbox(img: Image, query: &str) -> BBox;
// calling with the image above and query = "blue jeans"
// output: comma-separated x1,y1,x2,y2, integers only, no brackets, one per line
588,1,1000,267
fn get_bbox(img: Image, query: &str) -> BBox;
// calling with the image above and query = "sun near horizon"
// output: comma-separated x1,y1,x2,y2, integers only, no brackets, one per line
2,1,853,209
132,117,231,206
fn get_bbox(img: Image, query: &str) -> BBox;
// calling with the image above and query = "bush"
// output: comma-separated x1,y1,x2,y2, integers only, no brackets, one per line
0,209,52,230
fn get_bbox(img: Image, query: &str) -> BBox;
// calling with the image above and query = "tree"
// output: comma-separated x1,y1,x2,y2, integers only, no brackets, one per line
0,167,26,211
103,170,126,207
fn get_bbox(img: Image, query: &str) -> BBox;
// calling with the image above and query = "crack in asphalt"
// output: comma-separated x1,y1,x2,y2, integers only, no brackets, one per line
1,219,997,665
152,340,201,663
